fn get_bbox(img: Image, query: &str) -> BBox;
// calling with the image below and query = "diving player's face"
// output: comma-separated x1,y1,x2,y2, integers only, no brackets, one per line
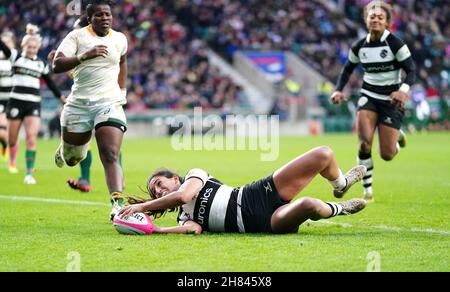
149,176,181,199
366,8,389,33
90,5,112,36
23,40,39,58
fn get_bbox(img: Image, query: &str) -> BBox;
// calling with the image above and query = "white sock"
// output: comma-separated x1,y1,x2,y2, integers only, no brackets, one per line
364,187,373,196
329,169,346,191
326,202,343,218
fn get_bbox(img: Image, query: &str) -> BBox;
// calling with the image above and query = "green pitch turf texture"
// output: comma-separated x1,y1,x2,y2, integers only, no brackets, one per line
0,133,449,272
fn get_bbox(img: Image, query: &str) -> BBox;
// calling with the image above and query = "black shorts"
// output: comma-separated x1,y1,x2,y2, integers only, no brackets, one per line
241,175,289,233
6,99,41,120
0,100,7,114
357,95,404,129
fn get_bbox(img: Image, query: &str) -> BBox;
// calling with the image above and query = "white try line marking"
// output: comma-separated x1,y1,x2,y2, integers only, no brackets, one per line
310,220,450,236
1,195,449,235
0,195,110,207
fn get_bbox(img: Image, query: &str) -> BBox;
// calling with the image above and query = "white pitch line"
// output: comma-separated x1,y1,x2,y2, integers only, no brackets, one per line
1,195,449,235
311,220,450,236
0,195,110,207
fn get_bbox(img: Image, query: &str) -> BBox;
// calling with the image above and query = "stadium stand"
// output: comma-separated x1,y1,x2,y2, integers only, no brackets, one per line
175,0,449,129
0,0,448,130
0,0,249,113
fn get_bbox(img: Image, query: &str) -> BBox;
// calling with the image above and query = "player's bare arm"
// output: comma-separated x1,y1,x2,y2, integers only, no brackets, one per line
332,60,358,104
153,221,203,235
52,46,108,73
118,53,127,89
118,177,203,217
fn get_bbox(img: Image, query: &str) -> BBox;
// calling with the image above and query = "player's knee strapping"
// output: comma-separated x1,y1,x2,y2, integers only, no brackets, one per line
63,141,89,166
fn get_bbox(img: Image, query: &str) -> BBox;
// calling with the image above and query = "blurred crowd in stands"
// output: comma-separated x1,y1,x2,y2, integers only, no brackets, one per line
0,0,448,129
174,0,448,129
0,0,247,112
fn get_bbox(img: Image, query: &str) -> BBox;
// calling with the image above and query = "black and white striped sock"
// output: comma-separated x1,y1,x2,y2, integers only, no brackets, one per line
326,202,343,218
358,152,373,195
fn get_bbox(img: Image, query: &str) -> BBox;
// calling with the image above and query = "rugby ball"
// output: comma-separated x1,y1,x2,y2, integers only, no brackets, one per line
113,213,154,235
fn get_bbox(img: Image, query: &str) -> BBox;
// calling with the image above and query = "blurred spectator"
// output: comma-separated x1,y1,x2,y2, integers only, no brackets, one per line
0,0,248,112
180,0,448,128
0,0,447,128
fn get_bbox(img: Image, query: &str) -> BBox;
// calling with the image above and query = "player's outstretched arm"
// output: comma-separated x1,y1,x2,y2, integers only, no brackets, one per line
153,221,203,235
118,178,203,217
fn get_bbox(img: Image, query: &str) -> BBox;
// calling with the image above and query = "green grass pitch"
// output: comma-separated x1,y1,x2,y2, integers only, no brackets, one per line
0,133,449,271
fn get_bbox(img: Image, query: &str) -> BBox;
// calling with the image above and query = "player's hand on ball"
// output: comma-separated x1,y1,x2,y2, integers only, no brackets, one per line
390,90,408,110
330,91,346,104
82,45,109,60
118,204,144,218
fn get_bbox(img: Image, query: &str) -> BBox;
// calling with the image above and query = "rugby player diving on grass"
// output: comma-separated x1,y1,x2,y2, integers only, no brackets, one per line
117,146,368,234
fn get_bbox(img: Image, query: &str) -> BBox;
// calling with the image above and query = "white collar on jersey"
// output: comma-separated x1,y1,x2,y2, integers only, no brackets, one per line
21,51,38,61
366,29,390,43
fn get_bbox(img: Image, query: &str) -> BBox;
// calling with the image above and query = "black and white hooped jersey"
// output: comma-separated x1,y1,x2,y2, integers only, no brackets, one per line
177,169,240,233
344,30,414,100
8,49,52,103
0,50,12,101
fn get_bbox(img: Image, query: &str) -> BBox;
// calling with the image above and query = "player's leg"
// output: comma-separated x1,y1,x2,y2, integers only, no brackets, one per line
23,116,40,184
0,111,7,161
96,126,128,221
56,131,92,167
67,147,92,192
272,146,366,202
95,126,124,194
356,109,378,201
91,101,128,220
271,197,366,234
68,150,124,192
61,98,91,192
56,101,93,168
378,124,400,161
119,151,125,189
377,101,405,161
7,119,22,173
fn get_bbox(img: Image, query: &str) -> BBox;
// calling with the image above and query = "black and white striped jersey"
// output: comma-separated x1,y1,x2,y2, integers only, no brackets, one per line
336,30,416,100
11,50,51,102
177,169,240,233
0,40,61,103
0,51,12,101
